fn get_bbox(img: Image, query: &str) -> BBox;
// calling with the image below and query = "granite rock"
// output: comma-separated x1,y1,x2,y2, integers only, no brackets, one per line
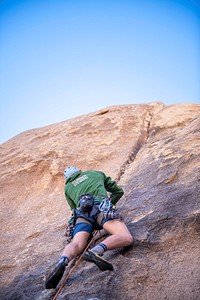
0,102,199,300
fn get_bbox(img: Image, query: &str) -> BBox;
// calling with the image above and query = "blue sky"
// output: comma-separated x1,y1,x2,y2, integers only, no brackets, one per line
0,0,200,144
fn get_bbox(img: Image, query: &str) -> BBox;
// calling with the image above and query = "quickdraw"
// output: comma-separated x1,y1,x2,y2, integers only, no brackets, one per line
98,198,112,213
98,198,121,221
66,209,77,239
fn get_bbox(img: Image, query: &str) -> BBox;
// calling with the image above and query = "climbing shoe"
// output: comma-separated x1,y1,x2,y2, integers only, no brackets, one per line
82,249,113,271
45,261,66,289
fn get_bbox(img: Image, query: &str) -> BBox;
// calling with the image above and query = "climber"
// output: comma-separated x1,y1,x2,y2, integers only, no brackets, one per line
45,167,133,289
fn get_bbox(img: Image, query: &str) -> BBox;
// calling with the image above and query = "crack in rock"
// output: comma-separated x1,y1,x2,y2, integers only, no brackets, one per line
116,110,155,182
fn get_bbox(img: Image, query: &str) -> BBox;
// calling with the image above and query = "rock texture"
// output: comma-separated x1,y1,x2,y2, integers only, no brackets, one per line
0,102,200,300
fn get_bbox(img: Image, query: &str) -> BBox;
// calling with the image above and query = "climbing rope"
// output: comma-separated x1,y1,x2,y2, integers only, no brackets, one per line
52,230,98,300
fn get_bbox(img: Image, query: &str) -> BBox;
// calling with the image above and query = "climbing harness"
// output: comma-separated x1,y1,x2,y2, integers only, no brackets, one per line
66,197,122,239
52,230,98,300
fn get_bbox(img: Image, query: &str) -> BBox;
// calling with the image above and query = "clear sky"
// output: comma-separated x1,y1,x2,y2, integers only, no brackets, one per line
0,0,200,144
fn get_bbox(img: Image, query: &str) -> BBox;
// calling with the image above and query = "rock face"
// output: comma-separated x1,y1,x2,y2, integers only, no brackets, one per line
0,102,200,300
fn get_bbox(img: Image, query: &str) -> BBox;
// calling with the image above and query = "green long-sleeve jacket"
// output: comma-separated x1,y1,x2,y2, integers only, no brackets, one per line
64,170,124,210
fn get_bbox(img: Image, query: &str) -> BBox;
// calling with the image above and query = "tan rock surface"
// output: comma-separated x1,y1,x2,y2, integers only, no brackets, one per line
0,102,200,300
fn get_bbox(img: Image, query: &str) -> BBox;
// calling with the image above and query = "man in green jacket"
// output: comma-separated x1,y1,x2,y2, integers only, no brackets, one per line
45,167,133,289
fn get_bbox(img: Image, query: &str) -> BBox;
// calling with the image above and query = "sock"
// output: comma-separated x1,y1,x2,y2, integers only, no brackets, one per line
59,256,70,265
91,243,107,256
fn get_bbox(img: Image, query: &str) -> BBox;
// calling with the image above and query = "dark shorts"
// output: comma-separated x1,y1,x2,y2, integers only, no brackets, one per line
73,212,119,237
73,221,94,237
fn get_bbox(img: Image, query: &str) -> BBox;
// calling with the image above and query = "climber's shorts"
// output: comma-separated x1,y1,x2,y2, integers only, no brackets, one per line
73,218,94,237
